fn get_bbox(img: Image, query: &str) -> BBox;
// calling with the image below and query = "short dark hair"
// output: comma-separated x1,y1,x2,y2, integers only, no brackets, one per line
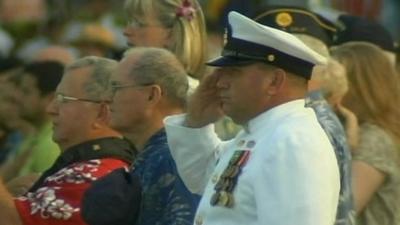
23,61,64,96
0,56,22,74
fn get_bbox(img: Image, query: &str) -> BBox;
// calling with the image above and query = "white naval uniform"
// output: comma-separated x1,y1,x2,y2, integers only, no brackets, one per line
164,100,340,225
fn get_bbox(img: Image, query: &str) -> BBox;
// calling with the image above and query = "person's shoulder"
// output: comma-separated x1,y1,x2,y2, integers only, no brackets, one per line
138,140,178,173
359,123,396,148
355,123,400,177
146,140,171,158
361,123,388,135
47,159,127,184
82,167,141,225
275,106,321,133
95,158,130,170
152,146,178,170
267,106,333,151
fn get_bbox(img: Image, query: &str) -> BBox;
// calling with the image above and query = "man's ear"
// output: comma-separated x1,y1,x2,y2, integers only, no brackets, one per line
95,103,111,127
267,69,286,95
147,85,162,105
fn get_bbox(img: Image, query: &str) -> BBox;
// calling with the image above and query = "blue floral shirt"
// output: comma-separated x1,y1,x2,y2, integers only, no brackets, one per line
306,91,355,225
132,129,200,225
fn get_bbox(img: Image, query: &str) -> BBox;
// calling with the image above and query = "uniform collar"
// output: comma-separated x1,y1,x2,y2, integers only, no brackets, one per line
245,99,306,134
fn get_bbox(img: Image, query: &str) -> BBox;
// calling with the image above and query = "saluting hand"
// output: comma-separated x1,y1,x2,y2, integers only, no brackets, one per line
185,72,224,128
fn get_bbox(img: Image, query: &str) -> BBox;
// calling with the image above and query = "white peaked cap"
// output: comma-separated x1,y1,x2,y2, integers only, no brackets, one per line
207,11,327,79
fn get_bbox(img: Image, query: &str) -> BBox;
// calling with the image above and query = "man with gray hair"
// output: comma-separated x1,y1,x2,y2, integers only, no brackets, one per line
0,56,139,225
84,47,199,225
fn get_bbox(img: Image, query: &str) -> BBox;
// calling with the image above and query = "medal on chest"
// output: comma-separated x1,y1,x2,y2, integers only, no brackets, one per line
210,143,252,208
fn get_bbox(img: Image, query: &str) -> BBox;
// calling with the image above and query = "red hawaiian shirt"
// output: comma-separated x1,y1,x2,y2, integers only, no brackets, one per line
14,159,129,225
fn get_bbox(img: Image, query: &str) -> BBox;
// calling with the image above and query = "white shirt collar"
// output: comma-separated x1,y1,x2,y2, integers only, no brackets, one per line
244,99,306,134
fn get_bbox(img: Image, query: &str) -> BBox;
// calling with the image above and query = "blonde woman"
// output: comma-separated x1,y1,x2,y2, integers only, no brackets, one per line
123,0,207,81
331,42,400,225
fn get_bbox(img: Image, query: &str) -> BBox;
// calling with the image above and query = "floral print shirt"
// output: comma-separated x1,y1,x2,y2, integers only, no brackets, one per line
306,91,355,225
132,129,200,225
14,137,133,225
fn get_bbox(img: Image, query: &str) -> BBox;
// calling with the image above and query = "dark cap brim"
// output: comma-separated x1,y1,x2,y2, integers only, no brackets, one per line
206,55,257,67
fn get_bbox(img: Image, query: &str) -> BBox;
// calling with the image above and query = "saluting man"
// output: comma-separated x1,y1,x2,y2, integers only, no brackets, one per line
164,11,340,225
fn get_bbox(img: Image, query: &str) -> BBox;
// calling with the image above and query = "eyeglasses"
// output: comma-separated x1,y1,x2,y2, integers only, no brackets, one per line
55,93,106,104
110,82,153,97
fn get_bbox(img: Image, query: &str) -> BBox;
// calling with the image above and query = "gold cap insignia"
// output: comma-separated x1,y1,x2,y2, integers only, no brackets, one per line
276,12,293,27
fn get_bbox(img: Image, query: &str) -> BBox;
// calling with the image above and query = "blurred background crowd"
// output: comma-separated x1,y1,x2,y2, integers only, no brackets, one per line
0,0,399,62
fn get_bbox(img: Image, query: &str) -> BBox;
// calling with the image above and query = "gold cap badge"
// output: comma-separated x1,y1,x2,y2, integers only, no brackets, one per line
276,12,293,27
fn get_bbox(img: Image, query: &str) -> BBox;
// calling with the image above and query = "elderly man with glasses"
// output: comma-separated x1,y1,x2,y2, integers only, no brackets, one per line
0,56,140,225
83,47,200,225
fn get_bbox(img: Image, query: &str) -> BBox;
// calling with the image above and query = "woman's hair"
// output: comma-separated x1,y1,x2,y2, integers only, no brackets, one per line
124,0,207,79
331,41,400,144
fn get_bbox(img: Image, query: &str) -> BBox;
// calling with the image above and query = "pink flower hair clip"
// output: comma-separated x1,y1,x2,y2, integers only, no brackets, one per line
176,0,196,21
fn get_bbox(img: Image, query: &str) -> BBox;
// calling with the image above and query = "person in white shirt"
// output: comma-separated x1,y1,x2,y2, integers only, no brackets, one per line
164,11,340,225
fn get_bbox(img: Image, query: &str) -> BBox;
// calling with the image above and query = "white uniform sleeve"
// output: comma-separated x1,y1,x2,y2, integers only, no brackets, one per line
164,114,226,194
